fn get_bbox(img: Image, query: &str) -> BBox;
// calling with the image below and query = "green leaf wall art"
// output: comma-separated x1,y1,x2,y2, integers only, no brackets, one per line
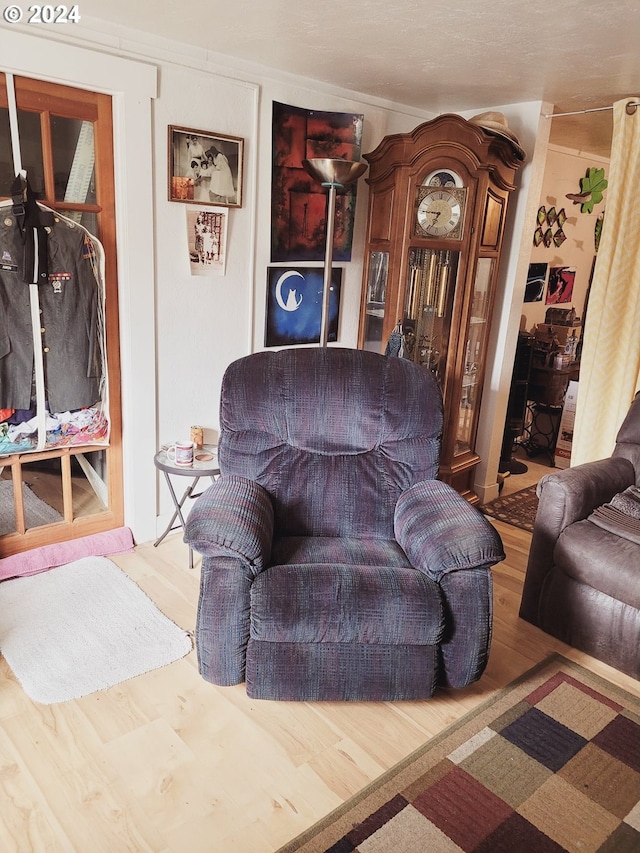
566,167,608,213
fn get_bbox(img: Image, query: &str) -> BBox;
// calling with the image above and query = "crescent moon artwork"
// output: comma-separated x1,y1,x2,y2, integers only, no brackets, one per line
275,270,304,311
266,266,343,347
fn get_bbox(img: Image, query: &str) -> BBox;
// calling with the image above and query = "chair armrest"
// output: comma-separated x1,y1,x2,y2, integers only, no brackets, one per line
394,480,505,582
184,475,274,573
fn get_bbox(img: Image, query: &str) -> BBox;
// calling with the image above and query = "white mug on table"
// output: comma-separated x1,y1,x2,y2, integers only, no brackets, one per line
166,440,195,467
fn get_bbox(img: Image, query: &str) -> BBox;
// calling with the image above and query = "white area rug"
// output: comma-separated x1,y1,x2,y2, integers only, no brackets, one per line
0,556,193,704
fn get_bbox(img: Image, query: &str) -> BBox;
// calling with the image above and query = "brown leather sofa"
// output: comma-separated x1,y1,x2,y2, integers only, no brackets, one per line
519,391,640,678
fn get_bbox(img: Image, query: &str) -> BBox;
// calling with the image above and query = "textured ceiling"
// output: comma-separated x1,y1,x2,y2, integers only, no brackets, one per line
76,0,640,158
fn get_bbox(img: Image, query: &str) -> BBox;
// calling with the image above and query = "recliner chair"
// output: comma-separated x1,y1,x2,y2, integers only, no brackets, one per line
520,391,640,678
185,347,505,700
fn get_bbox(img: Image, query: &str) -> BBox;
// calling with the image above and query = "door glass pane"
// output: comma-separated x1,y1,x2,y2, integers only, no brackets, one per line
362,251,388,352
0,463,64,534
17,110,45,198
51,117,96,205
457,257,494,453
72,450,108,517
59,208,98,236
0,108,15,197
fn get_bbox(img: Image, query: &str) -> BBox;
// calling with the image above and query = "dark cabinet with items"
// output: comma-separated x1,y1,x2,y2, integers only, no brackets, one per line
520,307,581,462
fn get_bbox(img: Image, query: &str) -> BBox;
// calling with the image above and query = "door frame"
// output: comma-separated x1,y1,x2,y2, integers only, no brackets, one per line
0,74,124,556
2,31,159,545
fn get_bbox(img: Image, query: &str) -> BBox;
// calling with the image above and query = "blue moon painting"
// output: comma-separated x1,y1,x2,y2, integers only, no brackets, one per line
265,266,343,346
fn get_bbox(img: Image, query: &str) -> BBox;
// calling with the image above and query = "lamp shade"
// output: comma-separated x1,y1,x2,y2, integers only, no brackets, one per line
302,158,367,186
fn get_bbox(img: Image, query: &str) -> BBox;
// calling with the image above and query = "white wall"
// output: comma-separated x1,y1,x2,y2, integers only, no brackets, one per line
153,66,258,451
1,21,546,538
462,101,547,504
522,145,608,333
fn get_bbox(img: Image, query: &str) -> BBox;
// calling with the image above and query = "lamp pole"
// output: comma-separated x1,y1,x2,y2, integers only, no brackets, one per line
302,158,367,347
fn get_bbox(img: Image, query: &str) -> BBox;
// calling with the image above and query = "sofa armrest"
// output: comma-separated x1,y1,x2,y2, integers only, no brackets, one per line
533,456,635,534
519,455,635,624
184,475,274,573
394,480,505,582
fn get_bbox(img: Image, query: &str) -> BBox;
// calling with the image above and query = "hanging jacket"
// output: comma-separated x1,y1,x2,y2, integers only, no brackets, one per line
0,208,103,412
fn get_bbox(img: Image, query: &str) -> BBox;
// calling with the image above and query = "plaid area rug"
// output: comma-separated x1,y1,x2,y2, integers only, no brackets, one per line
277,655,640,853
480,484,539,532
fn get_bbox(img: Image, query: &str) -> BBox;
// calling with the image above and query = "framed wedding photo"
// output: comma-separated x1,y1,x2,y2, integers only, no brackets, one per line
168,125,244,208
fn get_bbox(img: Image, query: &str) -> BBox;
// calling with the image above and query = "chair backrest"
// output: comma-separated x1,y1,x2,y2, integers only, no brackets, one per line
218,347,443,538
613,391,640,483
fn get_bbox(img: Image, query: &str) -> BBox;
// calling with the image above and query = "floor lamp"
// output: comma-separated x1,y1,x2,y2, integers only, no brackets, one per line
302,158,368,347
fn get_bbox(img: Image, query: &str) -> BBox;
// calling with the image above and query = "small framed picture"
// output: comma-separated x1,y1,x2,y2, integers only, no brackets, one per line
168,125,243,208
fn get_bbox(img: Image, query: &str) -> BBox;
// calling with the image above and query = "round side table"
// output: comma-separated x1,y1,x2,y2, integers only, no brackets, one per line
153,444,220,568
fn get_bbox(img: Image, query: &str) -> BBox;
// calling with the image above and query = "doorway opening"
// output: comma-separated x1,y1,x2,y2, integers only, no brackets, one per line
0,74,123,557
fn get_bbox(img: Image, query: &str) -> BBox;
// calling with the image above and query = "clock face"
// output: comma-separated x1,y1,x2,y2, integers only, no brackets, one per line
415,187,466,239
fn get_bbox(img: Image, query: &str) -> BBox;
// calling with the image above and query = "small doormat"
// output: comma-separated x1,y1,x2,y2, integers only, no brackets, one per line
480,484,539,532
0,556,193,703
277,655,640,853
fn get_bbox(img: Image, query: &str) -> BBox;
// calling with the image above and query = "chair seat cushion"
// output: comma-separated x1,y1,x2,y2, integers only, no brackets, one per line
270,535,413,570
555,519,640,609
250,563,443,645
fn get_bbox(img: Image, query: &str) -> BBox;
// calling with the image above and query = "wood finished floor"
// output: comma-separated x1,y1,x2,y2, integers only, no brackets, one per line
1,454,639,853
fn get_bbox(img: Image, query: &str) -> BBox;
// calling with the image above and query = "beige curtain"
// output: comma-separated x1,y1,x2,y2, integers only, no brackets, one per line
572,97,640,465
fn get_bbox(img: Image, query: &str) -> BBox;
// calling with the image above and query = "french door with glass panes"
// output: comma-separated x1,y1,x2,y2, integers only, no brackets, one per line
0,73,123,557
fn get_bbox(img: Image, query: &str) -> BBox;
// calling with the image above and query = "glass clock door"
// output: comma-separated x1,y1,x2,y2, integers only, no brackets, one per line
457,257,494,453
362,251,389,352
403,247,459,383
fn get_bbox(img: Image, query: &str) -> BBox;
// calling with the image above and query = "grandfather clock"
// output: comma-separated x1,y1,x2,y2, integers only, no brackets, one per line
358,113,523,501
